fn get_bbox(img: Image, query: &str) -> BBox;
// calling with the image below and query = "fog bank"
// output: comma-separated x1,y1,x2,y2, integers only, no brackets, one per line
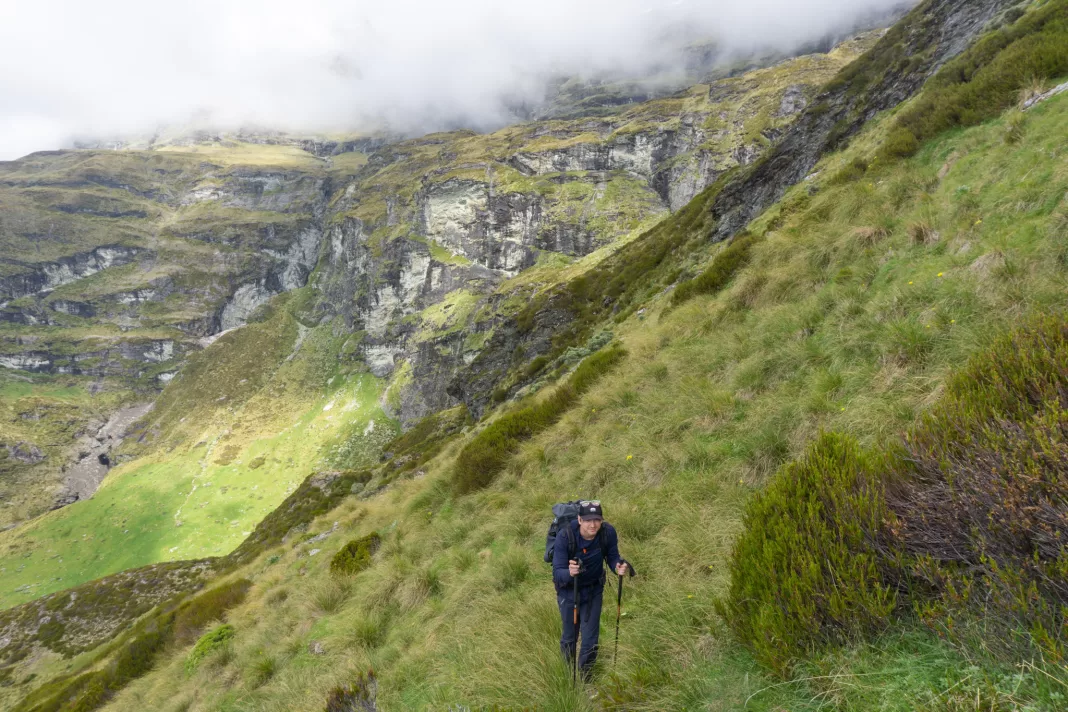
0,0,917,160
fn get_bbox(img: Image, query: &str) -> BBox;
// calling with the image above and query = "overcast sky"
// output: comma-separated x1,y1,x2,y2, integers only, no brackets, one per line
0,0,915,160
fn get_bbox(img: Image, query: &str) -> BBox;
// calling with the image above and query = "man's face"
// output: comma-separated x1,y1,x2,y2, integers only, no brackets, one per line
578,515,602,539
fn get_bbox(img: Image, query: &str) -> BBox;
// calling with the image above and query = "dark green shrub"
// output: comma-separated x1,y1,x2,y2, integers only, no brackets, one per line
567,345,626,394
453,346,625,493
172,579,252,646
878,128,921,161
64,676,108,712
112,627,167,683
718,432,896,674
185,624,235,675
524,355,550,378
454,387,574,494
329,533,381,576
670,232,763,307
829,156,870,184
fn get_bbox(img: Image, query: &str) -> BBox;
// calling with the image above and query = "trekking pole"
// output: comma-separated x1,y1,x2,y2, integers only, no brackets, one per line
572,571,580,686
613,573,623,668
613,563,637,669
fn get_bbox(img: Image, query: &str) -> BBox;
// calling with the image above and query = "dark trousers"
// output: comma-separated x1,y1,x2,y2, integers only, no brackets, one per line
558,587,603,678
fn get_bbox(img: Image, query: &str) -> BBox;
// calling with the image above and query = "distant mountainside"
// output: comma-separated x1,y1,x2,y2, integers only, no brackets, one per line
4,0,1068,710
0,31,877,534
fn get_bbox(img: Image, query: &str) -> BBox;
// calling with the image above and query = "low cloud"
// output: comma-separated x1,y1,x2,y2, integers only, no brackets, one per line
0,0,915,160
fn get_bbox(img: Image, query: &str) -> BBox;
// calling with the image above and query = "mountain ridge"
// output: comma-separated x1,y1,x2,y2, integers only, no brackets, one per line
3,0,1067,708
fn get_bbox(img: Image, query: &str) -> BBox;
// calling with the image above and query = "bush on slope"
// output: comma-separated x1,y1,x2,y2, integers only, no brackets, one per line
453,345,626,493
724,315,1068,673
718,432,895,674
889,313,1068,660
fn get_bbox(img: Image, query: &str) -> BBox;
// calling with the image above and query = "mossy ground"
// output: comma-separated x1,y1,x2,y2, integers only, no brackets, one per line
65,65,1068,712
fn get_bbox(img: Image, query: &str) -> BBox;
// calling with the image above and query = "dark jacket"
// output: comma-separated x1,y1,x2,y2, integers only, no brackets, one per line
552,520,623,601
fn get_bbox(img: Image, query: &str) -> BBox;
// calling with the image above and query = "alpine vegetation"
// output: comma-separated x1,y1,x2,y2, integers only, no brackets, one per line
2,0,1068,710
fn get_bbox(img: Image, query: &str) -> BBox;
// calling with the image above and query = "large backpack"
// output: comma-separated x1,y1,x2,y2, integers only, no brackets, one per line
543,500,607,564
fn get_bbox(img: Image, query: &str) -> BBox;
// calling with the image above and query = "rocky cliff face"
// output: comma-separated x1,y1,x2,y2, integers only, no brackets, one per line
445,0,1022,419
306,34,878,425
0,146,333,524
0,31,882,524
0,150,329,378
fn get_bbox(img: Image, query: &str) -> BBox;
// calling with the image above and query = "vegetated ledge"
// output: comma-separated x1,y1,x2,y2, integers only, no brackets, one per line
0,559,214,668
446,0,1020,419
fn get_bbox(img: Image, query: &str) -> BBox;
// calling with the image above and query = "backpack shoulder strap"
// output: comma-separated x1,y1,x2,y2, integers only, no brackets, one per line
564,522,577,560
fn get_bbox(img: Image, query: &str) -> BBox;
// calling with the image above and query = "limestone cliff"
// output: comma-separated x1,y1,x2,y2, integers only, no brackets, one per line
0,32,877,524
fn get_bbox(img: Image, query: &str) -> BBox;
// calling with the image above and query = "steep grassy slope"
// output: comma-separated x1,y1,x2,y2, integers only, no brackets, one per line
28,56,1067,712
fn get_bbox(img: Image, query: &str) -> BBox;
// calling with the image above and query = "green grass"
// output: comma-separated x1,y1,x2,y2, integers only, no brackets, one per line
0,297,394,609
65,65,1068,712
0,372,136,529
883,0,1068,161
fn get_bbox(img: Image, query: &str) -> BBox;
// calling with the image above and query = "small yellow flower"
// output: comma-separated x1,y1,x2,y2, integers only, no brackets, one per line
591,408,596,413
951,319,956,324
937,272,944,277
738,479,744,485
975,219,983,226
926,325,931,329
687,595,694,599
840,407,846,411
626,454,633,461
908,281,914,285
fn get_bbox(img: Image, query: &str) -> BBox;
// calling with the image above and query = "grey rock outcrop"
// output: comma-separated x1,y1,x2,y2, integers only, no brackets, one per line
446,0,1021,419
54,403,154,508
0,245,141,303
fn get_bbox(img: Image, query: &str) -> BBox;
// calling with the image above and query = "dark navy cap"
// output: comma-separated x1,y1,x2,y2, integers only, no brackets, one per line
578,500,603,520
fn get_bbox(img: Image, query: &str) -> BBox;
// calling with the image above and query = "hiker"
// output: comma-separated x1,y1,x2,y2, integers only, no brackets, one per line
551,500,629,681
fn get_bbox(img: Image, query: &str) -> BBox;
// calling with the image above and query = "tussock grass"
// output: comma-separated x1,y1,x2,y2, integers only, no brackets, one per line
43,67,1068,712
308,578,353,615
